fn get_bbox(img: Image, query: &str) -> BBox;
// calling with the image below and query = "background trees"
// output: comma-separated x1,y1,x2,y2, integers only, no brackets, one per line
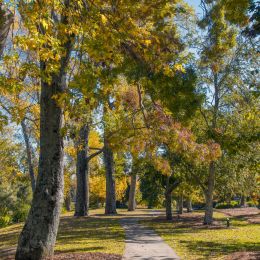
0,0,259,259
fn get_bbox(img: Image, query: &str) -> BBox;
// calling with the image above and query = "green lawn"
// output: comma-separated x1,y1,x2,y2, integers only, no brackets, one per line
0,209,125,257
1,208,259,260
142,211,260,260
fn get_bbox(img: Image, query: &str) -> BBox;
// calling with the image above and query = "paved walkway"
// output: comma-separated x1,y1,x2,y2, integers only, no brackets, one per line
121,218,180,260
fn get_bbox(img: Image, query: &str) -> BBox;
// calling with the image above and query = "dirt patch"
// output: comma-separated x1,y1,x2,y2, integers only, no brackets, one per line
0,252,122,260
152,212,226,229
217,208,260,224
49,253,122,260
225,251,260,260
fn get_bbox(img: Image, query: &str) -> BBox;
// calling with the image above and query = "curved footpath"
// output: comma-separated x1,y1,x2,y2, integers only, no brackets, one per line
120,217,180,260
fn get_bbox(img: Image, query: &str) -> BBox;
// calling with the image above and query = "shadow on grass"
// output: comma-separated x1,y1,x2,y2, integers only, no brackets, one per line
0,215,125,259
55,215,125,254
178,240,260,258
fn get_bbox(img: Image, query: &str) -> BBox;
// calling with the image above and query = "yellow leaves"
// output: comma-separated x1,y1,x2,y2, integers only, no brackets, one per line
116,176,128,200
65,146,76,158
163,65,174,77
163,64,185,76
40,19,49,30
100,14,108,25
174,64,185,73
144,39,152,46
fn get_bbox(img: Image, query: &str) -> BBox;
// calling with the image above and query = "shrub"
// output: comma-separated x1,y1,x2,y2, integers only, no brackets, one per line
215,200,239,209
247,200,257,207
12,204,30,223
0,215,12,227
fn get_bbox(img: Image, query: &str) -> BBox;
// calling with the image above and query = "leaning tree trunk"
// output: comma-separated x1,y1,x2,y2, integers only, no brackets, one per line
165,176,173,220
187,198,193,213
15,37,73,257
104,138,117,215
0,6,13,58
178,194,183,214
74,125,90,217
128,173,137,211
203,161,215,225
21,119,36,193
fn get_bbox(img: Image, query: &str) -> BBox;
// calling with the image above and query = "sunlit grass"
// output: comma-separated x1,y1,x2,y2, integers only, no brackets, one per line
143,211,260,260
0,209,125,256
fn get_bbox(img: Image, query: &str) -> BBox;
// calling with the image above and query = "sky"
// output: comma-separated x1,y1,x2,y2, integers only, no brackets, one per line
185,0,201,12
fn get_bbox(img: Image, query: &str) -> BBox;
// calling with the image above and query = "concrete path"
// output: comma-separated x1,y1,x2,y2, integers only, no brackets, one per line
121,218,180,260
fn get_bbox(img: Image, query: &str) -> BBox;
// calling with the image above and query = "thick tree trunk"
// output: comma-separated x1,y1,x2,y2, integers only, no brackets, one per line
203,161,215,225
165,176,172,220
0,6,13,58
187,198,193,213
178,194,183,214
21,119,36,193
15,71,66,259
74,125,89,217
128,174,137,211
104,138,117,215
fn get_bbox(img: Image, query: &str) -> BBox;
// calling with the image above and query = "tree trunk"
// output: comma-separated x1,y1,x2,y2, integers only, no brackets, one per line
187,198,193,213
203,161,215,225
74,125,89,217
0,6,13,58
165,176,172,220
21,119,36,193
15,70,67,259
104,138,117,215
240,195,246,207
64,194,71,211
128,174,137,211
178,194,183,214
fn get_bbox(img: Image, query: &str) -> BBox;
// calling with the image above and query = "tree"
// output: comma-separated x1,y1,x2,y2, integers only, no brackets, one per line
15,1,75,258
196,0,250,225
0,3,13,58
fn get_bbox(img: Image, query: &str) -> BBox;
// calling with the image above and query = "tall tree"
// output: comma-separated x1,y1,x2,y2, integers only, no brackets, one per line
15,1,75,258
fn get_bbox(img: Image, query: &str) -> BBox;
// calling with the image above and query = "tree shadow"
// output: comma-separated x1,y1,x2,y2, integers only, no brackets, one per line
179,240,260,259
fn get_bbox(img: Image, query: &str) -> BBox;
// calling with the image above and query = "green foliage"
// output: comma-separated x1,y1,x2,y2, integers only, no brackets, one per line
215,201,239,209
139,163,165,208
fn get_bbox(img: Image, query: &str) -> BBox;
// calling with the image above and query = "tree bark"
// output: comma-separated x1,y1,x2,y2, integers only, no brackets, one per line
203,161,215,225
64,194,71,211
165,176,172,220
74,125,90,217
178,194,183,214
0,6,13,58
15,74,66,259
128,173,137,211
203,73,219,225
21,119,36,193
187,198,193,213
240,195,246,207
16,30,73,257
104,138,117,215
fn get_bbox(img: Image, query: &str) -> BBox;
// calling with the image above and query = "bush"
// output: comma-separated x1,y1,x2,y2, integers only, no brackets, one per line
0,215,12,227
247,200,257,207
12,204,30,223
215,200,239,209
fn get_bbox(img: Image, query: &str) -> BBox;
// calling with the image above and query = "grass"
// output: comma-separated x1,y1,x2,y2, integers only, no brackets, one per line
142,211,260,260
1,208,259,259
0,209,125,257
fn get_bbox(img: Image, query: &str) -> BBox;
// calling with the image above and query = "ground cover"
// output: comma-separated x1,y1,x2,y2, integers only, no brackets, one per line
0,209,125,260
142,208,260,260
